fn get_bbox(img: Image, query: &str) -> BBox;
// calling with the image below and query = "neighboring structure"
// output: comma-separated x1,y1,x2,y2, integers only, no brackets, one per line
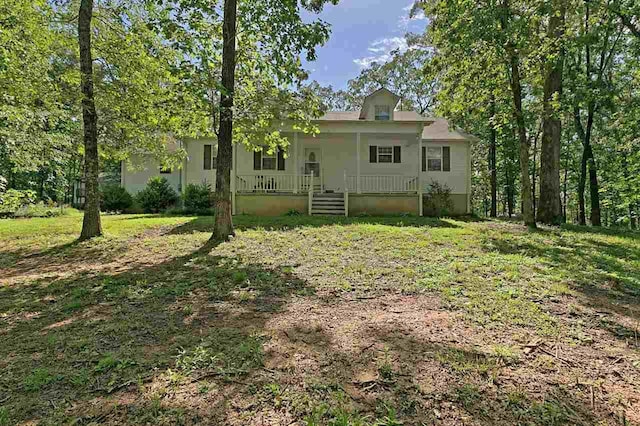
121,88,476,216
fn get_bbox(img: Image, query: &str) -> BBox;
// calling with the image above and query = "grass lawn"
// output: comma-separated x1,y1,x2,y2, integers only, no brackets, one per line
0,214,639,425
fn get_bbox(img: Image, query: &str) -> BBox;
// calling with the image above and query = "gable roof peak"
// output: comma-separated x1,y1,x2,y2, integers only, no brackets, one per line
359,87,401,119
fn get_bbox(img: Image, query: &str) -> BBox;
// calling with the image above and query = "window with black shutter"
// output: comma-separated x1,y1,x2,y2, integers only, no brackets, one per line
253,151,262,170
443,147,451,172
277,148,285,171
369,146,377,163
393,146,401,163
422,147,427,172
204,144,212,170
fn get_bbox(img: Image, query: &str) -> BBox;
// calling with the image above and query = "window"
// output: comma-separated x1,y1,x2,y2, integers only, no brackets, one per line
378,146,393,163
423,146,451,172
262,152,277,170
375,105,391,121
369,146,401,164
204,144,212,170
253,148,285,171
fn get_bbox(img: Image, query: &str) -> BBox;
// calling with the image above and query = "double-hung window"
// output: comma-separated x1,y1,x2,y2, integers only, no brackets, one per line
422,146,451,172
253,148,286,171
369,145,401,164
261,152,277,170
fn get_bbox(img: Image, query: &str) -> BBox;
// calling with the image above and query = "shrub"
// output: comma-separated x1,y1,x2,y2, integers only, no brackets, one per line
423,181,453,217
136,177,179,213
182,183,214,213
0,189,37,215
284,209,302,216
101,185,133,213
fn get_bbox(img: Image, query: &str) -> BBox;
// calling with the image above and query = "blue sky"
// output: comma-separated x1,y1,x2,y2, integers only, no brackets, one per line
302,0,428,90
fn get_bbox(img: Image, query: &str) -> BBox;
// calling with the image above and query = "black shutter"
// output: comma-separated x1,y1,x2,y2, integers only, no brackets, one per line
277,148,285,171
443,147,451,171
204,144,212,170
422,147,427,172
253,151,262,170
393,146,401,163
369,146,377,163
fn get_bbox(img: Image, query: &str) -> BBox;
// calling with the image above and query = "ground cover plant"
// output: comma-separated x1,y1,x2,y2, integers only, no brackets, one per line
0,214,639,425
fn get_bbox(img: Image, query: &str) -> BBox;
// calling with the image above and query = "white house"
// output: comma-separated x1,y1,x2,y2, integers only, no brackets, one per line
121,88,476,216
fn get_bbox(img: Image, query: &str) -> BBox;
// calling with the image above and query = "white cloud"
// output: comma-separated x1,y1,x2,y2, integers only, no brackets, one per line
353,37,409,68
399,1,427,30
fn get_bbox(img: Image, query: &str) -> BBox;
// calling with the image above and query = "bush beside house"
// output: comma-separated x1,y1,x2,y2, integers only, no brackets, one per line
136,177,179,213
423,181,454,218
101,185,134,213
182,183,214,214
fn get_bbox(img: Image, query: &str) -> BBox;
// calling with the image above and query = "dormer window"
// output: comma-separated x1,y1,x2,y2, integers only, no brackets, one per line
375,105,391,121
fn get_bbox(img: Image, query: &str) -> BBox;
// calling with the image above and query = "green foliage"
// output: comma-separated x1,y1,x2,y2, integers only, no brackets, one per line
136,177,179,213
0,407,7,426
24,368,57,392
423,181,453,218
176,330,264,376
182,183,213,213
285,208,303,216
101,185,134,213
0,189,37,214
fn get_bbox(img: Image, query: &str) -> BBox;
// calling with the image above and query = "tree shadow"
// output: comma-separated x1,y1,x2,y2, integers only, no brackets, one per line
562,223,640,241
0,241,314,424
165,214,466,235
479,229,640,347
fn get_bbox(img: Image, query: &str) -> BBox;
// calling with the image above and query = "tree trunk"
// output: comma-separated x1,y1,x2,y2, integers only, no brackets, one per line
500,1,535,228
211,0,238,242
586,138,601,226
538,0,566,225
78,0,102,241
562,154,569,222
508,54,536,228
532,129,538,219
489,103,497,218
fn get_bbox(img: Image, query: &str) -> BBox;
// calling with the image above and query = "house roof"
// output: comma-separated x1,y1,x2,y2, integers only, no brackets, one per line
317,110,432,123
422,118,478,142
316,112,476,142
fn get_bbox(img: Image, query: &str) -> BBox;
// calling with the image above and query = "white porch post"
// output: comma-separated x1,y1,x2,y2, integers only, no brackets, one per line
356,132,362,194
231,142,237,215
293,132,299,194
418,125,424,216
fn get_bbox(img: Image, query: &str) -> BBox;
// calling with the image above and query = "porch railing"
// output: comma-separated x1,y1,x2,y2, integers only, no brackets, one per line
347,175,419,193
236,174,312,193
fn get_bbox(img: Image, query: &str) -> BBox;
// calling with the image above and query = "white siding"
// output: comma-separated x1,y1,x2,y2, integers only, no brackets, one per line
122,155,181,194
421,139,469,194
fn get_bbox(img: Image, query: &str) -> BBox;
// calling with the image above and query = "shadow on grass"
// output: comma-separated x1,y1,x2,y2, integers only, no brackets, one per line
480,228,640,346
166,214,468,235
368,323,601,425
562,223,640,241
0,240,313,424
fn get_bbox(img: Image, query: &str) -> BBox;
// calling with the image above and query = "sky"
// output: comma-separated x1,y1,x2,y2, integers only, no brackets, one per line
301,0,428,90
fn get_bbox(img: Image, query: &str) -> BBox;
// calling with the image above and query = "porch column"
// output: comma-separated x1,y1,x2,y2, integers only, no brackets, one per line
356,132,362,194
293,132,299,194
231,142,237,215
418,125,424,216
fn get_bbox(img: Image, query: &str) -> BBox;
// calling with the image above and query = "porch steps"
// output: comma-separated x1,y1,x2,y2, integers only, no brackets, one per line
311,193,345,216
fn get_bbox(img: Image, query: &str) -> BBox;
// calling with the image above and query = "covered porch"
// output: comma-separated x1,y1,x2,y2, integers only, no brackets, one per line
231,125,428,216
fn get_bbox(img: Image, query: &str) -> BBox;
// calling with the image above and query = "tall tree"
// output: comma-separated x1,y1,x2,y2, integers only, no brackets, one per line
78,0,102,240
538,0,567,224
211,0,238,241
499,0,536,227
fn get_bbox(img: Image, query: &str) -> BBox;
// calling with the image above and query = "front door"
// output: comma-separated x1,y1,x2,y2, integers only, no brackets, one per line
304,148,321,178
